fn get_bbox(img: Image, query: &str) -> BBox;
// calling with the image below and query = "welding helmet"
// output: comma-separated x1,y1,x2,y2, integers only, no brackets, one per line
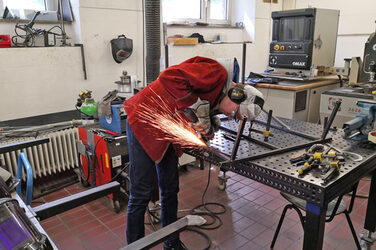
228,84,264,121
111,35,133,63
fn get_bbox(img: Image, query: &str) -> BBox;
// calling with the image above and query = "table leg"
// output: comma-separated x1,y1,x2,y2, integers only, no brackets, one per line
364,171,376,232
303,202,327,250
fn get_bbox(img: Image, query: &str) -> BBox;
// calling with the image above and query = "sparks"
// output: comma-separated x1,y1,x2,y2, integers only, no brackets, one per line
130,89,207,149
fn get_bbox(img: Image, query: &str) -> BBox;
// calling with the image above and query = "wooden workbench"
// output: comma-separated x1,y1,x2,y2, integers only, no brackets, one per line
254,77,340,123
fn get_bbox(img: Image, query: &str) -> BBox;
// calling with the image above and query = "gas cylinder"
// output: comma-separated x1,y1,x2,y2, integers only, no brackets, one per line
81,98,97,124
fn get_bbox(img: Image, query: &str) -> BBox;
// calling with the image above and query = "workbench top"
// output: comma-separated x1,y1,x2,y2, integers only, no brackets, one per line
255,76,339,91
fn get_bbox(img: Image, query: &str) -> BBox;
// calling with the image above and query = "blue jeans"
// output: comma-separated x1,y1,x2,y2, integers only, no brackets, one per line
126,121,179,245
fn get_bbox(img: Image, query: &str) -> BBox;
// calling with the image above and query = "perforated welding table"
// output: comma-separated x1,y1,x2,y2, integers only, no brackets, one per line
186,113,376,250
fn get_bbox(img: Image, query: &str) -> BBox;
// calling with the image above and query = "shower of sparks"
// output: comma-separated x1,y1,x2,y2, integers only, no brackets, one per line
132,89,207,149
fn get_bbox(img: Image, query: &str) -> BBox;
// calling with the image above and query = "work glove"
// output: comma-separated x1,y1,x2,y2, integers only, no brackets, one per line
211,115,221,132
238,85,264,121
184,98,213,138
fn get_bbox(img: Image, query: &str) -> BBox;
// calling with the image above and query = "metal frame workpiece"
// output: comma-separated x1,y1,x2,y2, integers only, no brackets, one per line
186,110,376,250
188,113,376,207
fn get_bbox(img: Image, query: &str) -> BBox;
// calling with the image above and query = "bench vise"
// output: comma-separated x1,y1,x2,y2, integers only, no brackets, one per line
343,101,376,141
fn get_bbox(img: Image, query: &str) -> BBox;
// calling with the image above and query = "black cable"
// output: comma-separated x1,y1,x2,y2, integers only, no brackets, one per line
146,207,158,231
12,23,44,47
93,136,105,165
79,150,91,183
88,135,105,186
145,161,224,249
185,228,211,250
47,25,64,35
109,163,129,182
190,163,225,230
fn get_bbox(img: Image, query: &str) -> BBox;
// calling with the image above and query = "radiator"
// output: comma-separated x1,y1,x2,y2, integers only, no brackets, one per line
0,127,79,180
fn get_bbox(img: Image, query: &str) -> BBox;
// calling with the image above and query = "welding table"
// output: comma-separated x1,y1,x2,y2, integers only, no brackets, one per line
186,113,376,250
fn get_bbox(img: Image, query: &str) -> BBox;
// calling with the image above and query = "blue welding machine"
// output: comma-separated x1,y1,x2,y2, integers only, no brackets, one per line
99,104,127,134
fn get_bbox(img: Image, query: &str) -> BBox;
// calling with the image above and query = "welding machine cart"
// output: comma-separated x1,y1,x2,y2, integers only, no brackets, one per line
76,125,129,212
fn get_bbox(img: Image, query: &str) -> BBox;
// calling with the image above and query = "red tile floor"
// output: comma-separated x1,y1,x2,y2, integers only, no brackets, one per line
33,165,375,250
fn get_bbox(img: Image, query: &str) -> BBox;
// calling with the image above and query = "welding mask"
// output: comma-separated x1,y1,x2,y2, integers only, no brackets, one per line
111,35,133,63
228,84,264,121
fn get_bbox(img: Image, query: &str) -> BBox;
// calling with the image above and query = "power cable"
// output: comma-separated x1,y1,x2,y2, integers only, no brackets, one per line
145,162,227,249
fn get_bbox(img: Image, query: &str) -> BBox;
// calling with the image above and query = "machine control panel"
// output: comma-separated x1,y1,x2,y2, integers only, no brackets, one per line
269,41,312,69
271,42,307,52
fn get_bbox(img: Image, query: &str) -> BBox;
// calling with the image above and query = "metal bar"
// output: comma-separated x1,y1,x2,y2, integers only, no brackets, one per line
364,170,376,232
33,181,120,221
165,44,169,68
323,116,328,130
321,100,341,140
272,115,291,131
75,44,87,80
17,153,34,205
207,147,230,160
249,128,274,137
120,217,189,250
58,0,67,45
303,203,327,250
242,42,246,84
220,126,278,150
261,109,292,131
221,138,332,167
0,138,50,154
231,118,247,160
265,110,273,141
253,119,318,140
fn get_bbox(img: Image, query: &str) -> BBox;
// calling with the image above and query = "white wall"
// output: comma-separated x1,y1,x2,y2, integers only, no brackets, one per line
0,0,144,121
295,0,376,67
166,0,282,75
2,0,373,121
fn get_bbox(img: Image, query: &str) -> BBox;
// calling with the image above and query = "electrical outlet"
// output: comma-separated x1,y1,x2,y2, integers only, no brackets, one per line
46,33,56,46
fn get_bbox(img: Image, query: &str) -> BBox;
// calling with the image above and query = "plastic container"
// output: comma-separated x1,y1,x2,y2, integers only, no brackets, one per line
0,35,11,48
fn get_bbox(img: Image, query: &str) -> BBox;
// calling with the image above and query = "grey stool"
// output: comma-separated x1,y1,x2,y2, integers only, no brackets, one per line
271,183,361,250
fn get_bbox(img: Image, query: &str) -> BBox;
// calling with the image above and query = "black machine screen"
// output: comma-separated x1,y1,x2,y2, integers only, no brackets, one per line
279,17,306,41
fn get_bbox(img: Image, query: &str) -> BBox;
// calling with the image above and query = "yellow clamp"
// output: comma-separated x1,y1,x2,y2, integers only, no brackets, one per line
298,169,303,175
313,152,323,162
263,130,270,137
329,161,340,170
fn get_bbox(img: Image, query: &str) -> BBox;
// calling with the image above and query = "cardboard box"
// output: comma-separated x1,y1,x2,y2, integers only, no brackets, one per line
167,37,198,45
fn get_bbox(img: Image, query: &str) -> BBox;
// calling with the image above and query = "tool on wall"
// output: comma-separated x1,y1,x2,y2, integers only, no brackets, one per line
12,11,68,47
111,35,133,63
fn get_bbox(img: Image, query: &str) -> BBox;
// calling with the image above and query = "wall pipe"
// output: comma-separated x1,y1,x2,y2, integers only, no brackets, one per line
145,0,161,84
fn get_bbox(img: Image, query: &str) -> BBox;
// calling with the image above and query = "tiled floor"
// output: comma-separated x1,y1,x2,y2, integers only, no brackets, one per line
35,165,375,250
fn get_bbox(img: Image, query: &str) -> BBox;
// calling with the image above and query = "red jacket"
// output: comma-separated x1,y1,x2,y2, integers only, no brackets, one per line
124,56,227,163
